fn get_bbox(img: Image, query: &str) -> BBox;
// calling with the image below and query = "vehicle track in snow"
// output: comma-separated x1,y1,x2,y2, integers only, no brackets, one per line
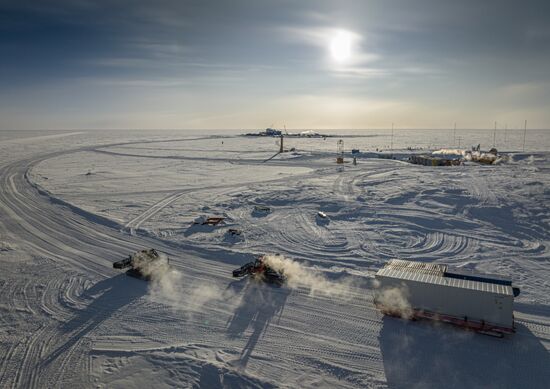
0,144,390,388
1,137,549,389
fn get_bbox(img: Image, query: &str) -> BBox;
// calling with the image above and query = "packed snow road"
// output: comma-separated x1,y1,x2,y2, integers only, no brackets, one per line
0,144,387,388
1,131,549,389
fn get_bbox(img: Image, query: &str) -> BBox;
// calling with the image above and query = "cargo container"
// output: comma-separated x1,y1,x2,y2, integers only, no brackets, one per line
373,259,520,337
408,154,461,166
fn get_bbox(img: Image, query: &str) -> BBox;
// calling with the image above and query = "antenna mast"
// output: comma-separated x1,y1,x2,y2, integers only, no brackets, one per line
523,119,527,153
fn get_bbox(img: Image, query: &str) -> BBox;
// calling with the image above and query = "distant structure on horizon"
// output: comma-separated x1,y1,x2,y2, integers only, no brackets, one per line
243,127,331,138
244,127,282,137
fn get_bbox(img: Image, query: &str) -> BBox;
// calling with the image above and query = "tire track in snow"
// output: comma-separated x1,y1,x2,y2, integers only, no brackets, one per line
123,167,321,232
2,140,548,388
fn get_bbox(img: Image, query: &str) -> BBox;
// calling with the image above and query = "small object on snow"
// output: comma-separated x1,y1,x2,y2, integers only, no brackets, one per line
469,150,500,165
0,241,16,252
253,205,271,213
192,216,225,226
113,248,169,281
336,139,344,164
464,147,507,165
227,228,242,236
316,211,330,225
203,217,225,226
232,255,286,285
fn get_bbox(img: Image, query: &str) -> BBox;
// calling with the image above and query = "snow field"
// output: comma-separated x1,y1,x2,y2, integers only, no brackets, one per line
0,130,549,388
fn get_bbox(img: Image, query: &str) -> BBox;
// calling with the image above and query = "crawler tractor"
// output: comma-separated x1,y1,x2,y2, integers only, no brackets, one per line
233,255,286,285
113,248,169,281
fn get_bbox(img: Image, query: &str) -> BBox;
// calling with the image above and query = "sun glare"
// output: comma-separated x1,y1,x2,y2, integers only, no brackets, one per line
330,31,352,62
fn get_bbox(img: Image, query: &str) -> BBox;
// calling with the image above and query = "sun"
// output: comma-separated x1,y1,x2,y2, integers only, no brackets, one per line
330,32,352,62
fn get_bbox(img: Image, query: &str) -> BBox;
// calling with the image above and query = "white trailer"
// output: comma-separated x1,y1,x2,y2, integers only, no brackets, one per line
373,259,520,336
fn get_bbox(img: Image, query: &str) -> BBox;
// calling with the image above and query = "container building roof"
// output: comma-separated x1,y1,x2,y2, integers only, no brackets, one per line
377,260,513,296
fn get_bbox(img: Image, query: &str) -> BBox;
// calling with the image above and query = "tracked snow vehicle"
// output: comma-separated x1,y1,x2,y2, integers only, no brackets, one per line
232,255,286,285
113,248,169,281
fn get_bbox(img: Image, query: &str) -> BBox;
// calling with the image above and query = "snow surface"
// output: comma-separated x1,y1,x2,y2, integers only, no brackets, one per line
0,129,549,388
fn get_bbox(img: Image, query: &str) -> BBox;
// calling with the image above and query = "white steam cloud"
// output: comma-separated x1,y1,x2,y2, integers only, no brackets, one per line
142,253,356,314
131,252,171,280
373,280,412,319
262,254,354,298
141,253,231,313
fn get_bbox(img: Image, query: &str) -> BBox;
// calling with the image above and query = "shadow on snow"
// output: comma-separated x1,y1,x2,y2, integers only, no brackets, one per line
43,274,147,366
225,279,290,369
379,315,550,389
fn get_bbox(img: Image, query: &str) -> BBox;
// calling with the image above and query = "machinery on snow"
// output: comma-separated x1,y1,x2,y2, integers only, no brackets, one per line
232,255,286,285
113,248,169,281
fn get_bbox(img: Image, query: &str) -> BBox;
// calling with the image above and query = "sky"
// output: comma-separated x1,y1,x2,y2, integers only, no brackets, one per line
1,0,549,130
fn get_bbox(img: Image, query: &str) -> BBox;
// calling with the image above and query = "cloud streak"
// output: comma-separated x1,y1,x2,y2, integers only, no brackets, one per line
1,0,550,129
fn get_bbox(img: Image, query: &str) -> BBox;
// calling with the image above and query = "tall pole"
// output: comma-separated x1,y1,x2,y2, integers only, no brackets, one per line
390,122,394,150
523,119,527,152
493,122,497,147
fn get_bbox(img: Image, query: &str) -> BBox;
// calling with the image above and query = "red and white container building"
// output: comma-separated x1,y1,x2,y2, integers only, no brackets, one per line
374,259,520,336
